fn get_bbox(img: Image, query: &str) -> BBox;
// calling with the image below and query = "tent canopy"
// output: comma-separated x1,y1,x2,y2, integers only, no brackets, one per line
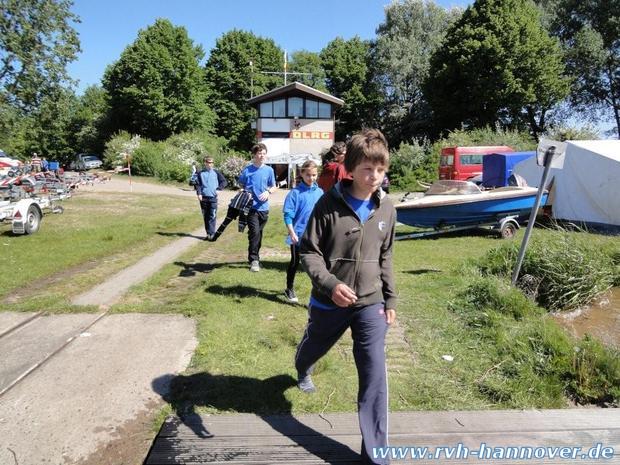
514,140,620,228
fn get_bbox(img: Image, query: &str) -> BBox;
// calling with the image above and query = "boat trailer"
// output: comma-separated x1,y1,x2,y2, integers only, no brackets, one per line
395,215,521,241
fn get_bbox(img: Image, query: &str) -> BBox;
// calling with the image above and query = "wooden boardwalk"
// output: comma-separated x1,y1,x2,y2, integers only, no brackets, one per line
145,409,620,464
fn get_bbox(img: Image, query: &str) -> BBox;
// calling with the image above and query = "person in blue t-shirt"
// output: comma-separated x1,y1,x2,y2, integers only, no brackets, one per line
238,143,276,272
282,160,323,303
195,156,227,240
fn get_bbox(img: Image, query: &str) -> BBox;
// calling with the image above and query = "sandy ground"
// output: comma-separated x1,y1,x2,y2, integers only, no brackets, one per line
78,174,290,204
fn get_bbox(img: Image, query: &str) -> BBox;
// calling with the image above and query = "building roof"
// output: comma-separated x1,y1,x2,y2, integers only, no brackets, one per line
247,81,344,107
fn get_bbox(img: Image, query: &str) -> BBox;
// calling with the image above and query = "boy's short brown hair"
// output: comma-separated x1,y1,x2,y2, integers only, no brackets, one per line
344,129,389,173
251,143,268,155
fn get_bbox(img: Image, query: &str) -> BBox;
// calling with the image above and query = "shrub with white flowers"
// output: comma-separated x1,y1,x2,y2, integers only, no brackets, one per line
219,156,248,188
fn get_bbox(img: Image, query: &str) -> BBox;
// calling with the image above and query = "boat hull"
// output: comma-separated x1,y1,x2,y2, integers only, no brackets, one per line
396,189,548,229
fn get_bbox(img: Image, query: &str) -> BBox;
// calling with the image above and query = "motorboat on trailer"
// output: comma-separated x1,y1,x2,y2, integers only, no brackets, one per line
395,179,548,239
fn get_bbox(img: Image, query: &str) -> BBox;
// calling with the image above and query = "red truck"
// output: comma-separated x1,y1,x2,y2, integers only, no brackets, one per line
439,146,514,181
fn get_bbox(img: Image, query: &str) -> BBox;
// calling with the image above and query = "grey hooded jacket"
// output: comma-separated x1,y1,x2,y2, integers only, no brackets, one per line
300,180,397,310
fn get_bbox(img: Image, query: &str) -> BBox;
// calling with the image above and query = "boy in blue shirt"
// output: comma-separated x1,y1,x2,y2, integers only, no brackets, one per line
238,143,276,272
195,156,227,240
282,160,323,303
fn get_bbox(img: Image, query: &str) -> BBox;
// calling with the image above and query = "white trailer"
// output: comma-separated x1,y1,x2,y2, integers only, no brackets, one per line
0,197,61,235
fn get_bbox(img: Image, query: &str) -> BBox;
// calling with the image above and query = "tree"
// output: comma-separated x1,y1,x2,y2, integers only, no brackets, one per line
538,0,620,138
373,0,461,144
288,50,327,91
0,0,80,111
320,37,381,140
103,18,214,141
205,30,283,150
68,85,111,154
425,0,570,139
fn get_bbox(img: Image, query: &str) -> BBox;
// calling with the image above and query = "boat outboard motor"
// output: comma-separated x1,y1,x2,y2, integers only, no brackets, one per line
508,173,528,187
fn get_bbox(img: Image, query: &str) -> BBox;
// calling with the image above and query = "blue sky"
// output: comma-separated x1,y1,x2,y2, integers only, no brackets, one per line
67,0,470,93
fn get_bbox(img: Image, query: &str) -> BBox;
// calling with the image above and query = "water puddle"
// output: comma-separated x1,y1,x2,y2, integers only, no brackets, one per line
552,288,620,349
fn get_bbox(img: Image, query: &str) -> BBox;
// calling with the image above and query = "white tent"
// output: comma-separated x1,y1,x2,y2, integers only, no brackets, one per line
514,140,620,228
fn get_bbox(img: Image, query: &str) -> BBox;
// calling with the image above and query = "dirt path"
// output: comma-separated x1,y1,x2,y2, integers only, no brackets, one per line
72,177,289,307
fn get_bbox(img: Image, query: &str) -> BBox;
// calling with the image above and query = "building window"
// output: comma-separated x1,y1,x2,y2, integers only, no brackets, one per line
260,132,290,138
319,102,331,118
288,97,304,118
260,102,272,118
306,99,318,118
273,99,286,117
259,97,333,119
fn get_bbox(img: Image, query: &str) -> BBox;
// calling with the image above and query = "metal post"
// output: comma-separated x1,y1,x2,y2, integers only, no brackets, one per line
284,50,287,86
511,147,555,285
249,61,254,98
128,159,133,193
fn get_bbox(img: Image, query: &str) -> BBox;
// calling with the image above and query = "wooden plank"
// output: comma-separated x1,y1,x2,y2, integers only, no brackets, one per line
146,411,620,465
157,410,620,437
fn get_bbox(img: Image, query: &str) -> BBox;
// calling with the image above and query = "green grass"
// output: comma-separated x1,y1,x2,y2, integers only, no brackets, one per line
2,190,617,412
113,219,620,413
477,229,619,311
0,190,201,311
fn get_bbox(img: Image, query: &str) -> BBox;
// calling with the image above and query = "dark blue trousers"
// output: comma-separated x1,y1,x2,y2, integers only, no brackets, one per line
200,197,218,236
295,302,389,465
246,209,269,263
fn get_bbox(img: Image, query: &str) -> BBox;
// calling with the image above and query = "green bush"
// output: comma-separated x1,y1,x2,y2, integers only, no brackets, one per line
388,127,536,190
131,140,165,177
477,232,616,311
389,139,436,191
103,130,236,184
543,125,600,142
451,277,619,406
219,155,249,188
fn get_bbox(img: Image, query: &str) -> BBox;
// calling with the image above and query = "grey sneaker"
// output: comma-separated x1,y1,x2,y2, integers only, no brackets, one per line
249,260,260,272
284,288,299,303
297,374,316,393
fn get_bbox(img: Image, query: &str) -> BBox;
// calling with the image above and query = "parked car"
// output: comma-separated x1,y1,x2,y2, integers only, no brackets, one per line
69,153,103,171
439,146,514,181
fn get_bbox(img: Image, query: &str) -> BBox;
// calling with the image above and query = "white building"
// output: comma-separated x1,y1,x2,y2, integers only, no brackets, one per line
247,82,344,187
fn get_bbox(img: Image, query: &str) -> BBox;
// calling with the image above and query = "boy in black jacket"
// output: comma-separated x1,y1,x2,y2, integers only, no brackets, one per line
295,129,397,465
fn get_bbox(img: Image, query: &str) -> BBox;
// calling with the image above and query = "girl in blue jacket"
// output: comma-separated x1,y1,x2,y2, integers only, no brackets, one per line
282,160,323,303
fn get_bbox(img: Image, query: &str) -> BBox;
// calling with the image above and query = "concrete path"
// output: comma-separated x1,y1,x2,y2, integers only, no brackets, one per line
0,311,197,465
71,227,206,306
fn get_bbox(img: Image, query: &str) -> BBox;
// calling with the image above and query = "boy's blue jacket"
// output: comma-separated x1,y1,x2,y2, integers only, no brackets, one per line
300,179,397,310
282,182,323,245
195,169,227,197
